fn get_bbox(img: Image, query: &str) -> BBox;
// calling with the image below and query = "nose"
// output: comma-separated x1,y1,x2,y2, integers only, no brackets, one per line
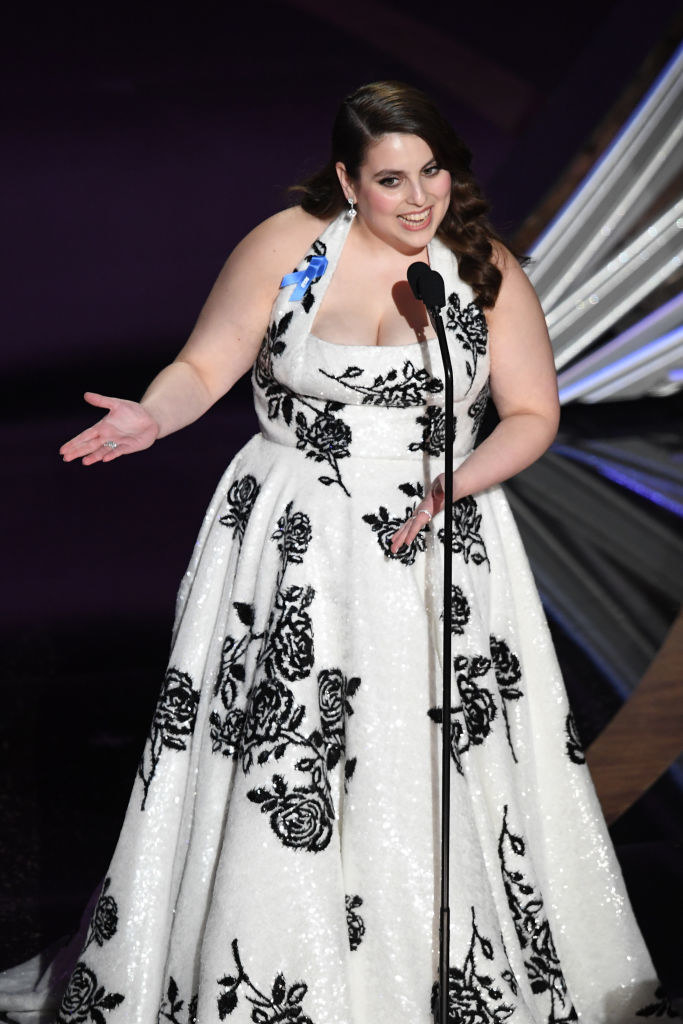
407,178,426,205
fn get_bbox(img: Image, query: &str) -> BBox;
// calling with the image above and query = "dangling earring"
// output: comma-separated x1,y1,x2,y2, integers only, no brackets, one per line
347,195,357,219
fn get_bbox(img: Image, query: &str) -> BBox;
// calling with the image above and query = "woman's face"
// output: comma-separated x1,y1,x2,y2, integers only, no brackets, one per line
337,133,452,254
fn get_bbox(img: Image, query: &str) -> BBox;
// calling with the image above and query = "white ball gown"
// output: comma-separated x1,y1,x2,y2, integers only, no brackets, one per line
0,210,676,1024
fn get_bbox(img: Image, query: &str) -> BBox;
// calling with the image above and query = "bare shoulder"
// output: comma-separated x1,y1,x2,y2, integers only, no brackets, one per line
231,206,332,274
486,239,541,322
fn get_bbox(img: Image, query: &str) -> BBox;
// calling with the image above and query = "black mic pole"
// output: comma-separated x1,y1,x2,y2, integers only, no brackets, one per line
407,262,453,1024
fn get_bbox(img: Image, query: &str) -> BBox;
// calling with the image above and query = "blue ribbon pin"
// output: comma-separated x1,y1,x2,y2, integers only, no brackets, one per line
280,254,328,301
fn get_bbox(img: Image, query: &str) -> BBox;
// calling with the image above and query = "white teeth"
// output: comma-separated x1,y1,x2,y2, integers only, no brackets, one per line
399,211,430,223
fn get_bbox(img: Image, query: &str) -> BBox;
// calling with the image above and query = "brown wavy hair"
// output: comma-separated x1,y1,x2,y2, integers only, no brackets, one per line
291,81,513,309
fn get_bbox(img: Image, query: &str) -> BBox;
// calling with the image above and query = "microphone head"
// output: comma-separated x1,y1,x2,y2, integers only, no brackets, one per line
421,269,445,310
407,261,430,301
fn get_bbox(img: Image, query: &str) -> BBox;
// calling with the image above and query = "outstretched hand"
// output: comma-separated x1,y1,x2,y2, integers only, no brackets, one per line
389,474,447,555
59,392,160,465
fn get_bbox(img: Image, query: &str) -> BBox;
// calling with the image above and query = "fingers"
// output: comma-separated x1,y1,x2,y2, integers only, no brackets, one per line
60,431,101,460
59,394,120,462
60,427,126,464
83,392,119,410
80,440,127,466
389,505,434,554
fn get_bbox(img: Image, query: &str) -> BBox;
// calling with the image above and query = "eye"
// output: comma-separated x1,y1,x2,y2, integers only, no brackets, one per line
378,175,400,187
423,164,440,176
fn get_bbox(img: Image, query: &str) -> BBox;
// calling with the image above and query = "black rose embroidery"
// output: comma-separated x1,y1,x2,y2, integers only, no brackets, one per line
209,706,246,761
438,495,490,569
58,965,98,1024
264,585,315,683
431,906,515,1023
300,238,328,315
363,481,429,566
445,291,488,389
138,668,200,810
57,963,124,1024
272,506,313,565
245,667,361,852
442,585,471,635
498,806,577,1023
153,669,200,749
219,475,260,544
489,635,524,763
468,380,490,437
83,877,118,951
248,774,334,853
320,360,443,408
345,894,365,951
291,407,352,495
408,405,456,455
462,685,497,745
253,296,352,495
318,668,360,782
296,411,352,462
158,977,198,1024
564,710,585,765
217,938,315,1022
209,497,361,852
214,632,250,709
243,678,295,748
428,654,493,774
318,669,345,731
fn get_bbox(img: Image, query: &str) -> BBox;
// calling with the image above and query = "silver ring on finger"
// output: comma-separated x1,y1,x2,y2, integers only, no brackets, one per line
103,440,118,449
414,508,432,521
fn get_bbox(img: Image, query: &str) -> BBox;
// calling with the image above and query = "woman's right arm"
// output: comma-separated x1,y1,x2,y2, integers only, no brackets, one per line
60,207,326,465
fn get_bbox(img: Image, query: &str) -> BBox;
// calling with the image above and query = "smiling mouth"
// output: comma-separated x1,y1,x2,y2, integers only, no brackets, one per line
398,208,432,229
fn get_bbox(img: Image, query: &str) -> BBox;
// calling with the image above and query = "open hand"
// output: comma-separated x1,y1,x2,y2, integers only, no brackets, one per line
59,392,160,465
389,474,447,555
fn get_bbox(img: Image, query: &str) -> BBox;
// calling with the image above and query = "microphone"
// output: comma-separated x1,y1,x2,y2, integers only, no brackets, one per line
407,261,445,310
407,255,453,1024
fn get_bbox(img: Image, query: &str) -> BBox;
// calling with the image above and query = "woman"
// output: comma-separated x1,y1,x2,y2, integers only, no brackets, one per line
1,81,673,1024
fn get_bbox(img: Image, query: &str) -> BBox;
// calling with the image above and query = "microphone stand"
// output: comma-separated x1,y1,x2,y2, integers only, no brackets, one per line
407,263,453,1024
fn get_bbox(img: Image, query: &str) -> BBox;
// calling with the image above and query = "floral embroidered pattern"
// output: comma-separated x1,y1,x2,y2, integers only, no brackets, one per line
254,306,352,495
498,806,578,1023
217,938,316,1023
345,894,365,951
489,636,524,763
158,978,198,1024
83,877,118,952
408,405,457,455
56,964,125,1024
319,360,443,408
219,475,260,544
299,239,328,315
247,664,360,853
430,906,515,1023
55,875,124,1023
443,585,471,635
362,481,429,565
445,291,488,389
438,495,490,569
209,501,359,852
468,379,490,437
564,710,585,765
138,667,200,810
294,406,352,495
428,654,495,775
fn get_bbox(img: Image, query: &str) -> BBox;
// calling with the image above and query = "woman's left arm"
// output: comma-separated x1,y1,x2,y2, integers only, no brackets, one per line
389,244,559,553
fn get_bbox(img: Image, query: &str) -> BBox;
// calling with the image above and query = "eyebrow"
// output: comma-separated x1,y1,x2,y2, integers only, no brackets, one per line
372,159,438,177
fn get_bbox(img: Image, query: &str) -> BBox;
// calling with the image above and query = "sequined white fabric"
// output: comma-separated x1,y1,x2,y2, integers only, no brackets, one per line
0,212,674,1024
